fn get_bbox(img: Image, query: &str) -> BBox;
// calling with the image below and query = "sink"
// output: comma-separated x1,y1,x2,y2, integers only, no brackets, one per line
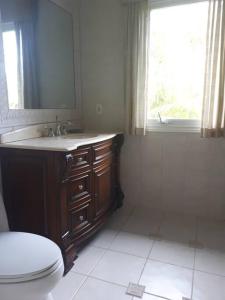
61,133,98,139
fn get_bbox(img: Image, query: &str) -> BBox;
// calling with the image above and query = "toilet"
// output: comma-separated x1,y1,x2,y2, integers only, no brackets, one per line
0,232,64,300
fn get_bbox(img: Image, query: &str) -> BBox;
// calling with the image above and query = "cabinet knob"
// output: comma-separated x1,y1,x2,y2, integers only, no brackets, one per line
78,184,84,191
77,157,83,162
79,215,84,222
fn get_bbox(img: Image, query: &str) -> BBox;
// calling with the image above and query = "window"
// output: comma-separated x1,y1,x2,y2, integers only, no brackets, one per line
148,1,209,131
2,23,24,109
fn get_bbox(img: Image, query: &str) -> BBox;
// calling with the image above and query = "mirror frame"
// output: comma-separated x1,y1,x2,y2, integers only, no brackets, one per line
0,0,81,129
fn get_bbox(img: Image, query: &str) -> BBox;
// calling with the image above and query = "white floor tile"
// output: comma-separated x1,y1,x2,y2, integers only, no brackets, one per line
52,272,87,300
122,213,161,236
90,229,118,249
197,219,225,251
73,277,132,300
195,248,225,276
139,260,193,300
52,209,225,300
160,213,196,244
110,231,154,258
193,271,225,300
150,240,195,268
91,250,146,286
142,294,163,300
71,246,105,275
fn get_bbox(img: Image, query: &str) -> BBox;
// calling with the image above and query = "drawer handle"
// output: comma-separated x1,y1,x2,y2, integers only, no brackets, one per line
78,184,84,191
77,157,83,162
79,215,84,222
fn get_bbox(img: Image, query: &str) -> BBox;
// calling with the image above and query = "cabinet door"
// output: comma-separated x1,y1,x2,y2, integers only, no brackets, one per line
93,163,113,219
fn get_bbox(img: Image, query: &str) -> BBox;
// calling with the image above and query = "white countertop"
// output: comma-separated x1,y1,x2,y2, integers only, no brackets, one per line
0,133,117,152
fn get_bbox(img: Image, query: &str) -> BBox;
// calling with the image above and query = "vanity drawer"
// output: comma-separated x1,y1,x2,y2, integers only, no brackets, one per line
68,171,92,204
70,147,92,175
93,140,112,163
69,199,92,237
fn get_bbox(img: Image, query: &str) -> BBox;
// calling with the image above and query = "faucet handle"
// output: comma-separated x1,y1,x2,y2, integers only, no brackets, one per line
55,124,62,136
61,121,72,135
44,125,55,137
48,127,55,137
61,124,67,136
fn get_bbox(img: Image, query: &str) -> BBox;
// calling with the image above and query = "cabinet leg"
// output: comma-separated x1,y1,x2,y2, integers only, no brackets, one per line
63,244,78,275
116,186,124,209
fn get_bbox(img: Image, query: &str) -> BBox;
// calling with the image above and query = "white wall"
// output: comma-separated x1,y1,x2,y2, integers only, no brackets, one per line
79,0,225,220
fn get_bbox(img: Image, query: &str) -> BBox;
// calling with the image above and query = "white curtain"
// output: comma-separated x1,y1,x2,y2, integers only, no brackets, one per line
201,0,225,137
124,0,150,135
15,24,25,109
15,21,39,109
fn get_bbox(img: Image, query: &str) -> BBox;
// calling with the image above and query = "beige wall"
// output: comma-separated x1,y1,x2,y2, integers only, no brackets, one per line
121,133,225,219
79,0,225,219
80,0,124,132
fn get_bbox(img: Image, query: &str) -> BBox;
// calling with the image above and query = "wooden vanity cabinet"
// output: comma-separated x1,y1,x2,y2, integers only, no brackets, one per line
0,134,124,274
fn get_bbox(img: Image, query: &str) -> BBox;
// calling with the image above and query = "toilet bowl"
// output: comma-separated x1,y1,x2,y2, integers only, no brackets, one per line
0,232,64,300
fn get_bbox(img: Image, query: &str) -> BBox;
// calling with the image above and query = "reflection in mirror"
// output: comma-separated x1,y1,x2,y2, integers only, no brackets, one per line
0,0,75,109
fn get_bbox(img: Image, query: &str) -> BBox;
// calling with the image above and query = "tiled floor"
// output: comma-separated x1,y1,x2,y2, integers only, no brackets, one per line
52,205,225,300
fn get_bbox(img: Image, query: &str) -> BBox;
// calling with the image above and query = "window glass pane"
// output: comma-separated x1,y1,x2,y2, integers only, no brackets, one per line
148,1,209,120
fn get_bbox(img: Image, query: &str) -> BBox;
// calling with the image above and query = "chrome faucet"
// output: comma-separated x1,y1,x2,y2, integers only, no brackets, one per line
55,116,62,136
44,117,72,137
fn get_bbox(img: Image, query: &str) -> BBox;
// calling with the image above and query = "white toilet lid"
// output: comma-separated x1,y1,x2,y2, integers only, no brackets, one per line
0,232,62,280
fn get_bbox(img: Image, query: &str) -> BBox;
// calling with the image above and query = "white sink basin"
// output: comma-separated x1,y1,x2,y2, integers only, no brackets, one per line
62,133,98,139
0,125,117,152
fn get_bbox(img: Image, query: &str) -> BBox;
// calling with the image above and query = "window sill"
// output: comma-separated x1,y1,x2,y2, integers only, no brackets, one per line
147,124,200,133
147,119,201,133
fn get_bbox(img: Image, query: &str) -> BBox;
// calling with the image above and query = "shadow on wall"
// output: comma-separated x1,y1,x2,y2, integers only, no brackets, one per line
120,133,225,220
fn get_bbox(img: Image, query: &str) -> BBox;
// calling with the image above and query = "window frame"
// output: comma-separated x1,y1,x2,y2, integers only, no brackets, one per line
2,22,15,33
147,0,208,133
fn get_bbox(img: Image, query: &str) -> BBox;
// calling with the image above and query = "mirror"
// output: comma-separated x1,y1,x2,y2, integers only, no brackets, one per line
0,0,75,109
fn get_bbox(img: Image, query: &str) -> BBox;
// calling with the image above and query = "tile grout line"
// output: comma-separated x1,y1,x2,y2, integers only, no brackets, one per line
70,274,88,300
147,257,194,271
83,272,173,300
71,222,126,299
147,210,165,261
107,205,137,231
70,246,108,277
193,268,225,278
79,272,128,289
70,215,130,300
92,243,156,260
74,211,163,299
190,216,198,300
143,290,172,300
89,224,123,269
135,212,179,300
70,209,225,300
131,213,166,300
